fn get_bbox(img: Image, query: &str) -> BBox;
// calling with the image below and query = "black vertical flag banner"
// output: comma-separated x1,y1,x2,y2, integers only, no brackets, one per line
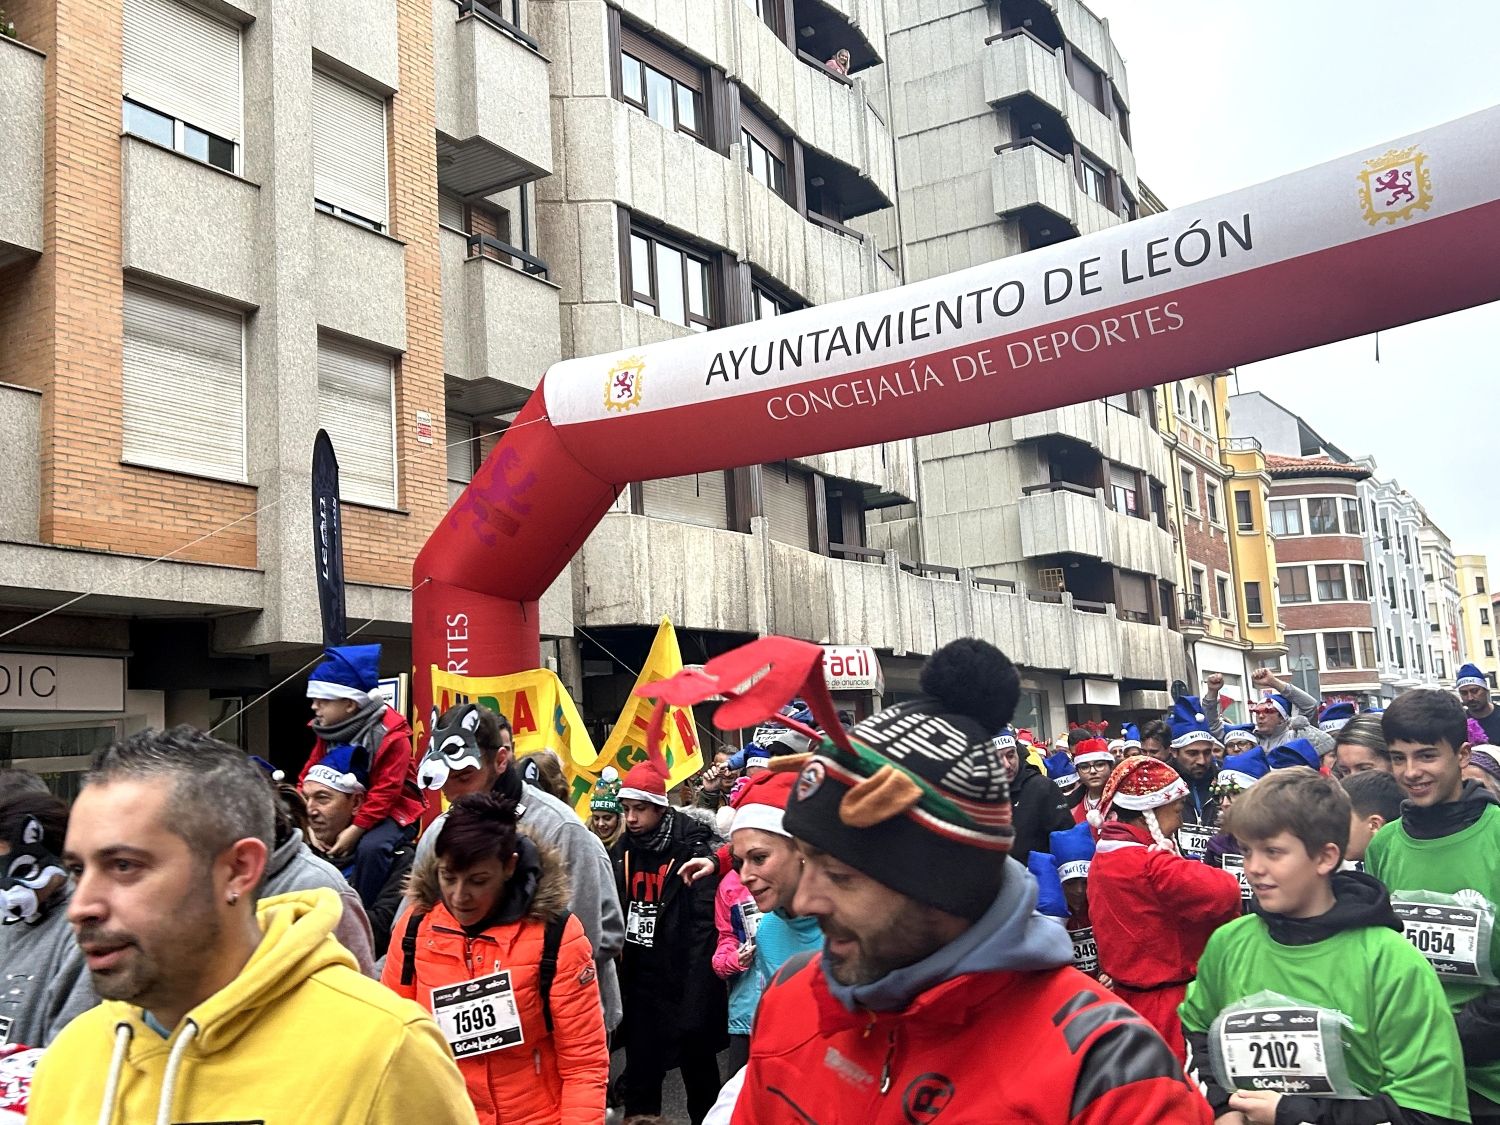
312,430,348,648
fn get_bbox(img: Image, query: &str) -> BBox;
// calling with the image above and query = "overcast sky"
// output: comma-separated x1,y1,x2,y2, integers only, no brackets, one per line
1083,1,1500,561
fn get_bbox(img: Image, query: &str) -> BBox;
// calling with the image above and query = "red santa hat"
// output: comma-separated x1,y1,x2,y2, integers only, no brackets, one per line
728,769,797,838
619,757,670,807
1092,756,1188,850
1072,738,1114,767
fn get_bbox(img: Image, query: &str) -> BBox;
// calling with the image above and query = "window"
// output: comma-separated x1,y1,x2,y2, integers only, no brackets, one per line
626,222,716,331
1350,564,1369,601
1180,467,1196,513
1205,481,1221,525
1387,628,1396,665
1244,581,1264,625
1359,632,1377,669
1190,567,1207,612
1480,576,1488,594
1323,632,1356,670
1286,633,1318,677
1234,489,1254,532
122,284,245,481
1174,383,1186,415
446,415,475,506
1150,480,1168,530
1215,575,1230,618
1380,519,1391,548
1110,465,1140,518
1077,154,1109,207
1065,48,1108,113
438,190,466,231
1269,499,1302,536
741,103,788,200
1387,577,1397,606
1484,609,1492,626
762,464,812,549
1487,640,1495,659
1341,498,1363,535
122,0,241,173
1306,497,1339,535
312,69,388,230
1277,566,1311,604
317,336,397,508
1113,90,1131,145
640,473,730,530
1490,672,1498,690
1117,184,1138,221
741,0,780,35
618,24,704,142
1315,564,1347,602
753,284,792,320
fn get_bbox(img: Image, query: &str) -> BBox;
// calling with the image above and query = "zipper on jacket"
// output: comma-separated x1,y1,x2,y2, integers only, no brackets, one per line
879,1029,897,1095
533,1048,542,1075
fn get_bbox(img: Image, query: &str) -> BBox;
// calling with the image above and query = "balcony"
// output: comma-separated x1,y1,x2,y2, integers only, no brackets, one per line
1017,483,1176,580
0,382,40,542
982,28,1067,118
790,62,896,217
1012,399,1170,479
991,139,1120,239
1120,618,1188,684
0,36,44,266
440,227,561,413
433,0,552,196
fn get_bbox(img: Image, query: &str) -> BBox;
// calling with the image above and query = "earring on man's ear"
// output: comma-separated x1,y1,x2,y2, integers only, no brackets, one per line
227,890,240,905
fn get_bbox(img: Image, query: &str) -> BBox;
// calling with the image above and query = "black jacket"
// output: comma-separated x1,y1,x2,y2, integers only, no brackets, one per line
610,809,726,1057
368,841,414,959
1008,762,1075,865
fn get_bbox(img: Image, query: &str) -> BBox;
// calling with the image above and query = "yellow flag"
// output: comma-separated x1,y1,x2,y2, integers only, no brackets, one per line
573,616,703,819
428,666,599,810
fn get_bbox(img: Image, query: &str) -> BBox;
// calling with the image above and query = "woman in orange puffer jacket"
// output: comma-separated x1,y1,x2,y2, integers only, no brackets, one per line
382,793,607,1125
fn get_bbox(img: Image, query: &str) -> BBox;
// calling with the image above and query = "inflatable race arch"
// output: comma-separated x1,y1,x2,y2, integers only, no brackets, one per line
413,104,1500,724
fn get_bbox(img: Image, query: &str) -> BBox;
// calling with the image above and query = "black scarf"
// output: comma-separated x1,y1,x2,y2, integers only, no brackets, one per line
1402,778,1499,840
1254,870,1401,946
310,698,388,755
627,807,675,854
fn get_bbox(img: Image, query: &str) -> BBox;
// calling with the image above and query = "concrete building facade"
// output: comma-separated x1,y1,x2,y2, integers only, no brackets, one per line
1457,554,1500,691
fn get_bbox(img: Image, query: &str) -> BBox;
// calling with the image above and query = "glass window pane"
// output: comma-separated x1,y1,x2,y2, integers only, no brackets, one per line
656,244,686,325
207,134,235,172
630,235,653,297
183,124,209,163
770,155,785,195
676,83,698,132
632,299,656,314
686,256,708,317
645,68,674,128
622,54,644,103
123,100,175,148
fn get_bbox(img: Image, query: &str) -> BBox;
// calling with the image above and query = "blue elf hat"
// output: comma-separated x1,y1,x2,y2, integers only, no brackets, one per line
1222,745,1270,780
1050,821,1096,883
1222,724,1257,749
307,644,382,703
1026,852,1069,919
1318,701,1356,733
1458,663,1488,691
1253,691,1292,720
1268,738,1321,771
303,743,369,794
1168,695,1218,750
1043,748,1079,790
1121,723,1142,751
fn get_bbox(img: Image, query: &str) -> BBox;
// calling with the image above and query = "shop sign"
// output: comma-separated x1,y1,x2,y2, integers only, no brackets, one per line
823,646,883,694
0,654,126,713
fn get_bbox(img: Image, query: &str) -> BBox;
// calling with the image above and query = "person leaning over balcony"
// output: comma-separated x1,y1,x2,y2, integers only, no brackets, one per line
1204,668,1323,754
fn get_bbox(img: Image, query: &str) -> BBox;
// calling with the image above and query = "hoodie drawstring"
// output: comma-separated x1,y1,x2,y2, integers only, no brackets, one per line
97,1021,134,1125
155,1018,199,1125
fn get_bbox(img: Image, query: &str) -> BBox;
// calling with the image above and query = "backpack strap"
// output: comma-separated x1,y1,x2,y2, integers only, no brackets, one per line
398,908,427,987
538,910,572,1034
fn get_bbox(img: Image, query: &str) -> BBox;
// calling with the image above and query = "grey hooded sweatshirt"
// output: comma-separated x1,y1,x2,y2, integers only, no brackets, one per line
0,882,97,1047
260,833,376,977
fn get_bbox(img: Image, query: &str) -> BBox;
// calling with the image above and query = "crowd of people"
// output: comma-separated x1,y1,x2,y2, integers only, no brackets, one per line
1,637,1499,1124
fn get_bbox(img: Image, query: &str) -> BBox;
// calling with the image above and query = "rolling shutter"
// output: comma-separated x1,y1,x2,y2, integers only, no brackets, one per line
317,337,397,508
123,0,242,144
762,466,811,548
312,69,388,227
438,191,466,232
640,473,730,529
122,285,245,481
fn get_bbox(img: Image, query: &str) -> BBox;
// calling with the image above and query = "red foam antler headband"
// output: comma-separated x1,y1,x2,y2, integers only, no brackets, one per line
633,637,854,761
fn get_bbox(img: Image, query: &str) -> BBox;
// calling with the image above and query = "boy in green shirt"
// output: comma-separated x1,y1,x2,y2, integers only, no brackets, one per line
1366,689,1500,1123
1181,768,1468,1125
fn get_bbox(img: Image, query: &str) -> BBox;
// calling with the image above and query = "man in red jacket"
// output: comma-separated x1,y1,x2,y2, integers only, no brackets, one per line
300,644,425,908
733,638,1212,1124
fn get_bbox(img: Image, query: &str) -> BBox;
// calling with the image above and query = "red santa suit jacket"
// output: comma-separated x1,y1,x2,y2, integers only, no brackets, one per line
732,952,1211,1124
1086,820,1241,1063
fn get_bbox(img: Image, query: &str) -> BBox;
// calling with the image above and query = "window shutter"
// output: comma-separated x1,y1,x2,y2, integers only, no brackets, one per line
640,473,730,529
438,191,465,231
762,466,811,548
312,70,388,227
122,285,245,481
318,337,397,508
123,0,241,144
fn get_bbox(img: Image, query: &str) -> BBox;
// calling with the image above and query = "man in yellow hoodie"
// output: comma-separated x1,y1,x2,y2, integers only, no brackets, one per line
27,726,477,1125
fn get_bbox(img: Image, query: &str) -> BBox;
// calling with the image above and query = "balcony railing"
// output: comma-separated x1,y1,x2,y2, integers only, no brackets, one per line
466,233,549,277
1221,436,1263,453
458,0,539,52
797,47,853,86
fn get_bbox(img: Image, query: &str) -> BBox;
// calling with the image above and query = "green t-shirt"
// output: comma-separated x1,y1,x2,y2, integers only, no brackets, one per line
1366,803,1500,1105
1180,914,1469,1119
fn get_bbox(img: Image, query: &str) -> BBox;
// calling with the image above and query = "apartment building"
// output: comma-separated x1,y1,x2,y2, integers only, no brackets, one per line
1457,554,1500,690
1359,463,1440,700
1219,432,1288,678
1418,509,1461,686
